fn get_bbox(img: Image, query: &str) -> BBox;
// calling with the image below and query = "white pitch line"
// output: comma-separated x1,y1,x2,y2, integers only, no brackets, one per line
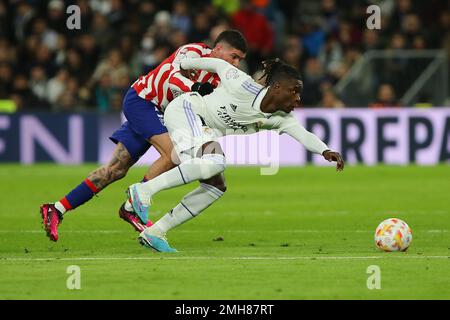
1,256,448,262
0,230,126,234
0,229,447,234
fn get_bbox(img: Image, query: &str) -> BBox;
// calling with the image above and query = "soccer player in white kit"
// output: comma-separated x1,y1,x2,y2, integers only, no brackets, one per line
126,58,345,252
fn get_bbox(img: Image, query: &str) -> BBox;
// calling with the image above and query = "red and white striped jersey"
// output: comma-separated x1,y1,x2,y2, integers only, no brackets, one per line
131,43,220,111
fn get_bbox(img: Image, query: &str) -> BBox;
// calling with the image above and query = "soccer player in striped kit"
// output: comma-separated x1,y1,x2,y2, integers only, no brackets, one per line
127,58,344,252
40,30,247,242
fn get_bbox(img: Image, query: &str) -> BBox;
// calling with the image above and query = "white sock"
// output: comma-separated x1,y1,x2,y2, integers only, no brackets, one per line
138,154,226,200
146,182,224,237
54,201,67,214
124,200,133,212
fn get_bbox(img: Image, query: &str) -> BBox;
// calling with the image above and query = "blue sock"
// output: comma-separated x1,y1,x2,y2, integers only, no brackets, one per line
60,179,99,211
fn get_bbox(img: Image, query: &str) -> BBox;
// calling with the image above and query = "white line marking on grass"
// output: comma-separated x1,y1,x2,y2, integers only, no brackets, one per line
1,256,449,262
0,229,447,234
0,230,126,234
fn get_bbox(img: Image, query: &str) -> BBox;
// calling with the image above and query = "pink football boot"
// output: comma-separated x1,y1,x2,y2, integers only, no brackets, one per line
40,204,63,242
118,203,153,232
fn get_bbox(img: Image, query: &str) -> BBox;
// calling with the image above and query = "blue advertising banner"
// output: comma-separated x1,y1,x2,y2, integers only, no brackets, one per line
0,113,99,163
1,109,449,166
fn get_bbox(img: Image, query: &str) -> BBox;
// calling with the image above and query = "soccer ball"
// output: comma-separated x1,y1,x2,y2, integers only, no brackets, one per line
374,218,412,252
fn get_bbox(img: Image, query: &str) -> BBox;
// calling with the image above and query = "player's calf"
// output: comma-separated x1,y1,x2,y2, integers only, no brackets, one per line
127,152,226,222
48,143,134,218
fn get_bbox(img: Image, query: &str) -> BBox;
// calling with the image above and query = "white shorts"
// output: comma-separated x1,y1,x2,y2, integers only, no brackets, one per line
164,93,219,162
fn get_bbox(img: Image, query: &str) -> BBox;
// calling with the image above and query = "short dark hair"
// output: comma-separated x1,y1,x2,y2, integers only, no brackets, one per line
214,29,247,53
259,58,303,88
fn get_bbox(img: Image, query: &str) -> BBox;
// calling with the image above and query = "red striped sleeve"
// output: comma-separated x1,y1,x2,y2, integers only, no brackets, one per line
211,75,220,87
157,69,171,104
148,72,158,100
193,42,208,49
211,81,219,87
170,75,192,92
183,46,202,56
166,88,173,103
201,72,213,83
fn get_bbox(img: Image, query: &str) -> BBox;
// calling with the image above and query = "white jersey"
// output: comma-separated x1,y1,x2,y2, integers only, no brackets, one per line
179,57,329,155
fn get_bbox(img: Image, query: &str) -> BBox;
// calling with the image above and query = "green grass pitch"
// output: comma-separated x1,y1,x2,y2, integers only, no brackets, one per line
0,164,449,299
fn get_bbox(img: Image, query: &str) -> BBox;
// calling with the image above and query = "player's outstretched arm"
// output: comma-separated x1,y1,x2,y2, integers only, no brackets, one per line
181,57,250,89
272,116,345,171
181,57,231,76
322,150,345,171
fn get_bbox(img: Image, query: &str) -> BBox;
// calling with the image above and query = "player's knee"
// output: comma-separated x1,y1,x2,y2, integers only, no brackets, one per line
199,153,226,180
201,175,227,193
212,181,227,192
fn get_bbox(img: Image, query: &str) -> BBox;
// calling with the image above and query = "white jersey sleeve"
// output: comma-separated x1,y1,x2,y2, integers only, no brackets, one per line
263,114,329,155
168,46,205,95
179,57,327,156
180,57,254,95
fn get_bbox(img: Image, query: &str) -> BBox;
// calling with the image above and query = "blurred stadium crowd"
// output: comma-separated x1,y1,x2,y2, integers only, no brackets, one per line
0,0,448,111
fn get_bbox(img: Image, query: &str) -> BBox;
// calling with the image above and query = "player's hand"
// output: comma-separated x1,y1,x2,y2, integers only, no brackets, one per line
322,150,344,171
180,68,199,80
188,69,199,80
191,82,214,96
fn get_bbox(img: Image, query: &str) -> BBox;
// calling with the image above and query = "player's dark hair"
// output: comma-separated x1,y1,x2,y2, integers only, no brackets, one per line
214,29,248,53
259,58,303,89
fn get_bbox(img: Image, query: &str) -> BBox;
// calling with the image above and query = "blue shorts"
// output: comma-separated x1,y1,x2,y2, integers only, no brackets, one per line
110,88,167,162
